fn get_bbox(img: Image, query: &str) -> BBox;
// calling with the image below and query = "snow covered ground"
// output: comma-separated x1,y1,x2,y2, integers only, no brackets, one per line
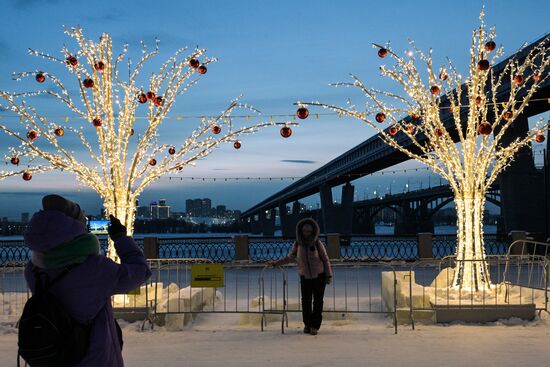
2,312,550,367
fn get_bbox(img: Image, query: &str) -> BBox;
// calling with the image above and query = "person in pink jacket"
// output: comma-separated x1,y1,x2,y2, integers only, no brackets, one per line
270,217,333,335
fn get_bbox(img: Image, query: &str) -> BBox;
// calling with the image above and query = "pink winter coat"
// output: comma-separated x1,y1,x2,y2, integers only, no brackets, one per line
274,218,333,279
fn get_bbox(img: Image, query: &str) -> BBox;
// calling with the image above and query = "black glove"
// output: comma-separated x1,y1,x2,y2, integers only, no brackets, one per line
108,215,127,239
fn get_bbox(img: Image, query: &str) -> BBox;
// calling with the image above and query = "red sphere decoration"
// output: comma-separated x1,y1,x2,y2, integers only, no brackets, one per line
189,58,200,69
406,124,415,134
389,126,398,136
149,158,157,166
10,157,19,165
475,96,483,105
54,127,64,137
375,112,386,123
478,122,492,136
154,96,164,107
129,128,134,136
26,130,38,141
435,128,444,137
92,117,102,127
513,74,524,85
198,65,207,75
296,107,309,119
138,93,147,104
66,55,78,67
411,113,420,121
83,78,94,88
233,141,241,150
168,146,176,155
533,72,542,82
439,72,448,81
484,40,496,52
212,125,221,134
23,171,32,181
377,48,388,58
146,91,155,100
280,126,292,138
535,133,545,143
503,111,513,120
430,85,441,95
35,73,45,83
477,59,490,71
94,61,105,71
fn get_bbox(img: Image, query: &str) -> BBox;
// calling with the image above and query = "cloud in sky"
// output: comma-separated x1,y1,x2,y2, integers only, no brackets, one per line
280,159,317,164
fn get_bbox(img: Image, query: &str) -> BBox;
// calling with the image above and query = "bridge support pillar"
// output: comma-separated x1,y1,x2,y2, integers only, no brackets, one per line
352,207,375,234
250,214,262,235
259,209,276,236
498,116,545,237
395,202,417,235
279,202,307,238
320,183,354,236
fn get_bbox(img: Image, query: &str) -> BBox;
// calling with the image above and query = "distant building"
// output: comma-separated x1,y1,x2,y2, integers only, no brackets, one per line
216,205,226,216
21,212,30,223
151,199,170,219
136,205,151,219
186,198,212,217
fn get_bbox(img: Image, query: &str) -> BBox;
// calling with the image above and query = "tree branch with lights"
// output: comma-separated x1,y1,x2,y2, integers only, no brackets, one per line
0,27,296,261
295,10,549,291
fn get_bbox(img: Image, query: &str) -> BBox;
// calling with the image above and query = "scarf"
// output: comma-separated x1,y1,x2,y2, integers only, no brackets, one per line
31,233,100,269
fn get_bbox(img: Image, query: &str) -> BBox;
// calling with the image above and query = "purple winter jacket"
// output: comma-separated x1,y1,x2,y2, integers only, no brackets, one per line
24,212,151,367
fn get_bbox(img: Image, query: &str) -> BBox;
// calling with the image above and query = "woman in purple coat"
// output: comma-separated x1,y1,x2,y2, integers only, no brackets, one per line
270,218,333,335
23,194,151,366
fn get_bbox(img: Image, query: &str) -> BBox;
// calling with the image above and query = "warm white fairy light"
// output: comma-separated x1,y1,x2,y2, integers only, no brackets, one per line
0,27,296,261
297,10,549,291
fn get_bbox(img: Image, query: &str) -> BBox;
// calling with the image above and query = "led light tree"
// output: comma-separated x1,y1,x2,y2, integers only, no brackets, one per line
0,27,295,260
296,11,549,291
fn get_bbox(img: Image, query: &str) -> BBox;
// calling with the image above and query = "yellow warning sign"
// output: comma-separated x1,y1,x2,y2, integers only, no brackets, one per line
191,264,224,288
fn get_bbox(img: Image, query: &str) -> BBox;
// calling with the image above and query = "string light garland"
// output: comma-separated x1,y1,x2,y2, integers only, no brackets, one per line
0,27,297,261
295,10,549,291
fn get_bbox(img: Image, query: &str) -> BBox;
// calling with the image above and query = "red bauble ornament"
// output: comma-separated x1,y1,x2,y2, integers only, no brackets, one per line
10,157,19,165
503,111,513,120
533,72,542,82
23,171,32,181
27,130,38,141
296,107,309,119
83,78,94,88
168,146,176,155
389,126,398,136
66,55,78,67
198,65,207,74
94,61,105,71
513,74,524,85
233,141,241,149
435,128,444,137
377,48,388,58
280,126,292,138
54,127,64,137
535,133,545,143
149,158,157,166
478,122,492,136
138,93,147,103
375,112,386,123
212,125,221,134
129,128,134,136
35,73,45,83
484,40,496,52
189,58,200,69
439,72,448,81
430,85,441,95
146,91,155,100
477,59,490,71
406,124,415,134
475,96,483,105
411,113,420,121
154,96,164,107
92,117,102,127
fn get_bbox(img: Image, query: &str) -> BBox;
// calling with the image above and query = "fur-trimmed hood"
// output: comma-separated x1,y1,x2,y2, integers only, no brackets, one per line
295,217,320,245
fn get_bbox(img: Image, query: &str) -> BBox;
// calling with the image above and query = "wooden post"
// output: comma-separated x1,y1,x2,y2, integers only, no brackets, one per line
234,235,249,261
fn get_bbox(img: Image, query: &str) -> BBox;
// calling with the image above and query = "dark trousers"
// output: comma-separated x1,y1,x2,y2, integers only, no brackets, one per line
300,273,326,329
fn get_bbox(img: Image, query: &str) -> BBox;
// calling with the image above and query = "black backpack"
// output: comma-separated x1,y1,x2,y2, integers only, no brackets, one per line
17,266,91,367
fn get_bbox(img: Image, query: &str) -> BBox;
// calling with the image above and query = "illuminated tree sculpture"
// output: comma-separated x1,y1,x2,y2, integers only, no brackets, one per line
296,11,549,291
0,27,295,260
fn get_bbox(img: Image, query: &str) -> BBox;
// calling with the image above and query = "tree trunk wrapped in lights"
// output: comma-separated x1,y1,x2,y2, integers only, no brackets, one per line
0,27,296,261
296,11,549,291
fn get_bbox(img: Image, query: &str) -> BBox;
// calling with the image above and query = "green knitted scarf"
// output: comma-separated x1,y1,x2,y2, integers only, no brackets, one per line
33,233,100,269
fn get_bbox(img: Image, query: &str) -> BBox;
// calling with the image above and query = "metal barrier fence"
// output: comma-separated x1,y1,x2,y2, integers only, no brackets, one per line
0,234,508,264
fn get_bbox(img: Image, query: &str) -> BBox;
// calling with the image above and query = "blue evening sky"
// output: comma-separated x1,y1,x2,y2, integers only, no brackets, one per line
0,0,548,219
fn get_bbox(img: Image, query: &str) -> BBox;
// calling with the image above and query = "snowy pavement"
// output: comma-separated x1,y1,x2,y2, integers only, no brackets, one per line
2,313,550,367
